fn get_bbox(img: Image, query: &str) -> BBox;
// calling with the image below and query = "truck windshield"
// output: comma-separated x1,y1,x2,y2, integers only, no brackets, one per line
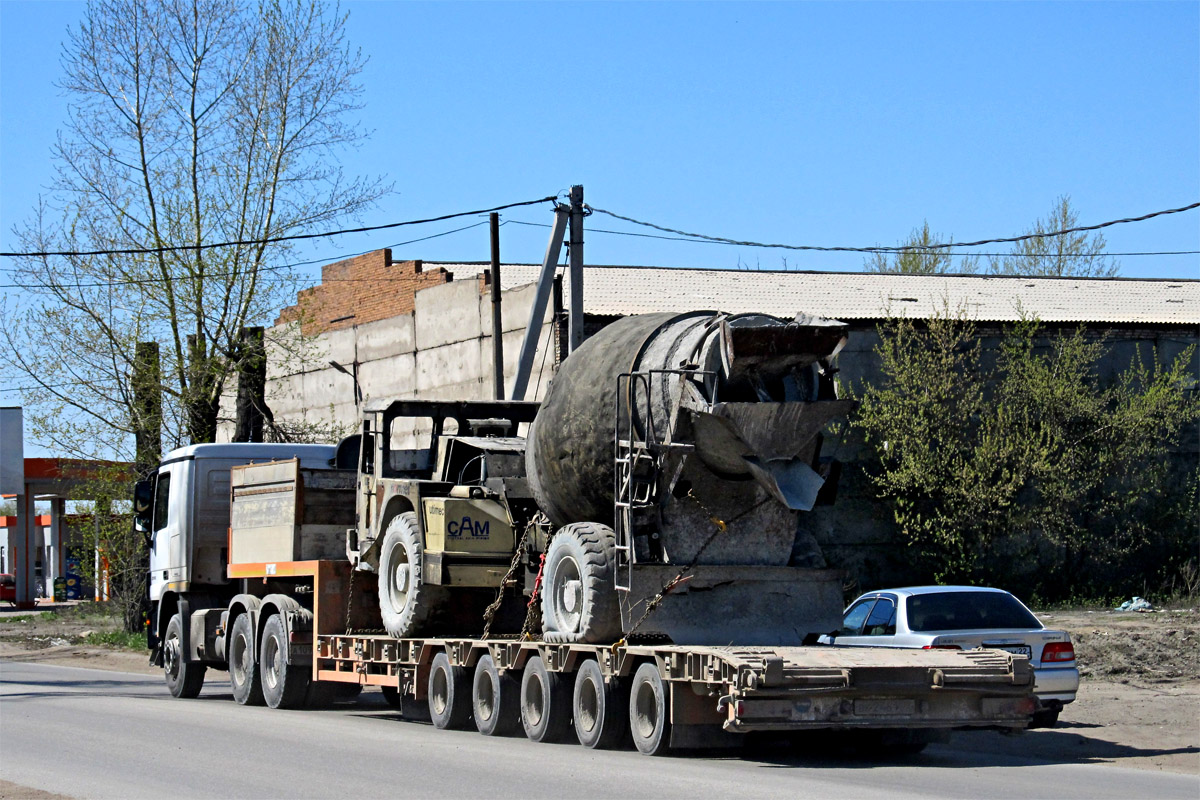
906,591,1041,632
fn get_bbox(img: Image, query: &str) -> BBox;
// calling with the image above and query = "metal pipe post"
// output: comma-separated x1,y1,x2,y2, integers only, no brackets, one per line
490,212,504,400
511,205,569,401
568,185,585,352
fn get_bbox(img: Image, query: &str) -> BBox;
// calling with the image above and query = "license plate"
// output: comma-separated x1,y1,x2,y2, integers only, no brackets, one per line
991,645,1032,658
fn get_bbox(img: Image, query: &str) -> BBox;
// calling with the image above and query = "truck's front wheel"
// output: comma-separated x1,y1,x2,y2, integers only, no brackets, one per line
541,523,621,644
378,512,447,638
163,613,205,698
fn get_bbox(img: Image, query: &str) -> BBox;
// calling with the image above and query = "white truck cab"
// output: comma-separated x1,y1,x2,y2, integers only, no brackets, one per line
136,443,338,656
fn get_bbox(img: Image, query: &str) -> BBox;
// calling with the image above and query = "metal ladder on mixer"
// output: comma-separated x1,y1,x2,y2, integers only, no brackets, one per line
612,370,703,592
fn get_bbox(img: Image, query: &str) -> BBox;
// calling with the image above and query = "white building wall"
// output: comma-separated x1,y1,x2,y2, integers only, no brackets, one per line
217,277,559,443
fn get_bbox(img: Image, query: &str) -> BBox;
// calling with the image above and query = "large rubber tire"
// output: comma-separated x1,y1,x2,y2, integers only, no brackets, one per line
520,655,572,743
573,658,629,749
541,523,621,644
1031,707,1060,729
473,654,520,736
260,614,310,710
228,613,264,706
163,613,205,699
382,685,402,709
378,512,448,639
428,651,472,730
629,662,671,756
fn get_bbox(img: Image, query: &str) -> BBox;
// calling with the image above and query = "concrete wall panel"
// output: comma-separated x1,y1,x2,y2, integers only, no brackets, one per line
265,323,329,380
300,368,342,413
478,280,552,336
324,327,357,367
415,338,484,396
264,373,306,416
357,315,415,361
359,352,417,403
415,280,485,350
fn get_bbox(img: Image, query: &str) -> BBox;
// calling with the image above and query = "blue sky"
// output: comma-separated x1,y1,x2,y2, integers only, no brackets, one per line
2,1,1196,287
0,1,1196,455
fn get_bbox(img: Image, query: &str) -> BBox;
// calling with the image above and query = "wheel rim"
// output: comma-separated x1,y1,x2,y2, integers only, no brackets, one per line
476,672,495,721
431,666,449,716
634,679,658,739
577,674,599,734
263,634,280,691
231,631,249,685
164,633,180,682
524,675,545,726
386,539,412,614
551,555,583,633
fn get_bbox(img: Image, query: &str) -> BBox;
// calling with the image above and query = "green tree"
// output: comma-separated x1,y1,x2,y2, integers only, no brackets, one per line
68,466,145,633
865,222,979,275
2,0,384,630
3,0,386,461
988,195,1118,277
853,311,1197,601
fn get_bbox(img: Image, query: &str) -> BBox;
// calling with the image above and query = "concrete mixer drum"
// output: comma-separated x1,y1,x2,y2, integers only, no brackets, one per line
527,311,856,645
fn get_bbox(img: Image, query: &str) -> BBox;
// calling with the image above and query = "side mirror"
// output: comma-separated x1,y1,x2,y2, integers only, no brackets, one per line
133,479,153,534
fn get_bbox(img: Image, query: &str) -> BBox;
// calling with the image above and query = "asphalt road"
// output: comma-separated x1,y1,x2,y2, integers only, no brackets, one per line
2,661,1196,800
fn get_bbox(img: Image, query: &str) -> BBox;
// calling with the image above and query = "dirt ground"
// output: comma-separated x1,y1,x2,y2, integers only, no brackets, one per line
1,602,1197,778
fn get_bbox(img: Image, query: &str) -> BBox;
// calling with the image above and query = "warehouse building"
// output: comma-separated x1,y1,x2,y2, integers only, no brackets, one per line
234,248,1199,586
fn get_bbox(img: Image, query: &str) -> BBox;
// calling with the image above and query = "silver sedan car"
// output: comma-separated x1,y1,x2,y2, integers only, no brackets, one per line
820,586,1079,728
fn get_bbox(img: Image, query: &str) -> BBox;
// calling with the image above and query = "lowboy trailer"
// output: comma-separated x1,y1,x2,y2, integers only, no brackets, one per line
141,312,1039,756
217,556,1035,755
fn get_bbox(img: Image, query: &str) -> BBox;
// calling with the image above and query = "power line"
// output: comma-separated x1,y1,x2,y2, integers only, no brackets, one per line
0,197,556,258
2,198,1195,290
586,201,1200,254
0,219,495,290
504,219,1199,258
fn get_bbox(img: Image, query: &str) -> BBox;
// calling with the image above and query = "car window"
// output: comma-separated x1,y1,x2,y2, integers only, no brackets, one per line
153,471,171,533
864,597,896,636
906,591,1041,632
839,599,876,636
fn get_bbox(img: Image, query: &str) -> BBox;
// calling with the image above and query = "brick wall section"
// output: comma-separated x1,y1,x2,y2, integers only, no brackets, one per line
275,249,456,336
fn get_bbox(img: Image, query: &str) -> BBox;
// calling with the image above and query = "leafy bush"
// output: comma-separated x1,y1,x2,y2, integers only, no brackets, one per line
854,311,1198,602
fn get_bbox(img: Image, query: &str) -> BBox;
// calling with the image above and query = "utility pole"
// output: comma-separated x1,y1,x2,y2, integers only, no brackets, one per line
568,185,585,353
490,212,505,400
234,328,267,443
511,203,569,401
133,342,162,475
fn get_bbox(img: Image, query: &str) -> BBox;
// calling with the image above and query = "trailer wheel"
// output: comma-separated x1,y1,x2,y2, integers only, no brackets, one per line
573,658,629,749
379,512,447,638
428,652,472,729
260,614,310,710
381,686,430,721
228,613,264,706
541,523,621,644
629,662,671,756
520,655,572,743
473,654,520,736
163,613,205,698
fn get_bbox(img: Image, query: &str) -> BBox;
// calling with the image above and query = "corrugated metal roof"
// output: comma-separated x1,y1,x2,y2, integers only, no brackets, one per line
435,263,1199,325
